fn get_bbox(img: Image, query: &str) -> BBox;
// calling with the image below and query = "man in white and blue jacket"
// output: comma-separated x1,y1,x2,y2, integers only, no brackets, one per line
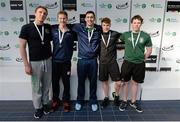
71,11,101,112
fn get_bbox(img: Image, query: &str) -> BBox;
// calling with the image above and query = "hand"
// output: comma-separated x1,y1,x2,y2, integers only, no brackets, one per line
24,65,32,75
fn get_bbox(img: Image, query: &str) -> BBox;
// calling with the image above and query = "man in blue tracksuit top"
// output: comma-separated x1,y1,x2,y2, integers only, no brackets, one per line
51,11,76,112
71,11,101,111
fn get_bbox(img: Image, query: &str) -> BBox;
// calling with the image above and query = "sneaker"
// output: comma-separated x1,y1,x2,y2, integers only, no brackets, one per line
34,108,43,119
129,101,143,113
112,92,120,106
101,97,109,108
50,99,60,112
119,101,128,111
75,103,81,111
43,104,50,115
91,104,98,112
63,101,71,112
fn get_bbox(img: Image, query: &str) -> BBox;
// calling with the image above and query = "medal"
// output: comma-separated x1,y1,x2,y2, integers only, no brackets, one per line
131,31,141,50
101,31,111,48
33,22,44,45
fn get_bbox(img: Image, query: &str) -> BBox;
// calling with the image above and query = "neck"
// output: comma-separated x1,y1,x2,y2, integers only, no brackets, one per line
132,30,140,33
59,24,67,32
86,24,94,29
34,20,44,25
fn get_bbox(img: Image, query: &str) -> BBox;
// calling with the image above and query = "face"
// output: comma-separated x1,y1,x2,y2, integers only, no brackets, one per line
101,22,111,33
131,19,142,32
58,14,68,25
35,8,48,23
85,13,95,27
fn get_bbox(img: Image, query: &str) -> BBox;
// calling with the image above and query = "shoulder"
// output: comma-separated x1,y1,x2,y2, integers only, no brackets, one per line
51,24,58,29
141,31,151,38
44,23,51,28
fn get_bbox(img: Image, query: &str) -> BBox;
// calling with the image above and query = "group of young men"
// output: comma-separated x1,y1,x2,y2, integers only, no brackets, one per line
19,6,152,119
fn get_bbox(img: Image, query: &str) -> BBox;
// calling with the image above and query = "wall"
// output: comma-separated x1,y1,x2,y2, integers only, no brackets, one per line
0,0,180,100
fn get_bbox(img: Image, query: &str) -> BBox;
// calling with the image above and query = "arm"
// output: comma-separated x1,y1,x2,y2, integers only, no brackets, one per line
19,38,32,75
144,47,152,60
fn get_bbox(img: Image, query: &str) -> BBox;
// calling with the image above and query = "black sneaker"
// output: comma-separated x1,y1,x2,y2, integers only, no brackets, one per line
101,97,109,108
112,92,120,106
119,101,127,111
34,108,43,119
129,101,143,113
43,104,50,115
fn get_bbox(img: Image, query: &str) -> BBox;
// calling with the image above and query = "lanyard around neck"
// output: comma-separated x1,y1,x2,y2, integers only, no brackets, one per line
101,32,111,48
33,22,44,44
88,28,94,43
58,30,65,45
131,31,141,49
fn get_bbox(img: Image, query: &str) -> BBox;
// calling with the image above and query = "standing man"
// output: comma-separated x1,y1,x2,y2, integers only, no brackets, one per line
71,11,101,111
19,6,52,119
99,17,122,108
119,15,152,113
51,11,75,112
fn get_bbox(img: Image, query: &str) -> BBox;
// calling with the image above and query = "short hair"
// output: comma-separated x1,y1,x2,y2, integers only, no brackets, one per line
85,11,95,18
35,6,48,14
131,15,143,23
101,17,111,24
57,10,68,18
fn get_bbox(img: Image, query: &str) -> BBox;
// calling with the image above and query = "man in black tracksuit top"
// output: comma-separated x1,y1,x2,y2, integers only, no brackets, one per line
99,17,122,108
51,11,76,112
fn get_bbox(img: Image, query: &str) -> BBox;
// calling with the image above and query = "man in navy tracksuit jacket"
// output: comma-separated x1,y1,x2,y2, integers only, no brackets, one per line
51,11,76,112
71,11,101,111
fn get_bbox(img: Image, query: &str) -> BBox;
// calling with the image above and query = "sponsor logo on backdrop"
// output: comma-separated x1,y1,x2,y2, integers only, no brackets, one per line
10,0,23,10
176,59,180,64
29,2,58,9
16,58,23,62
145,67,157,71
29,15,35,23
99,3,112,9
162,45,174,51
166,18,178,23
46,17,57,23
0,57,12,61
117,57,124,62
0,1,6,8
13,31,20,35
149,31,160,37
0,31,9,36
0,17,8,22
167,1,180,12
29,3,39,8
115,18,128,23
160,67,171,71
11,17,24,22
116,2,129,9
81,3,93,7
165,32,176,37
45,2,58,9
62,0,76,11
149,18,161,23
68,16,76,24
133,3,146,9
0,44,10,50
146,55,157,63
151,3,163,8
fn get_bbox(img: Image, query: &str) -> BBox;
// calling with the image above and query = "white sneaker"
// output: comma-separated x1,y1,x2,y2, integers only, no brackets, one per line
75,103,81,111
91,104,98,112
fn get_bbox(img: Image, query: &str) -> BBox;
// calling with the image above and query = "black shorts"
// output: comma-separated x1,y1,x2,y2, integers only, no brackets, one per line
99,61,121,81
121,60,145,83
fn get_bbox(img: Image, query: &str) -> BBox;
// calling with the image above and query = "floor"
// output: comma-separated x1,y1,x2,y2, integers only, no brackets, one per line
0,100,180,121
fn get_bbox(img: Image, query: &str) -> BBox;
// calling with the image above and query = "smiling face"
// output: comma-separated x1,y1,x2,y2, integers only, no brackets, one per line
58,13,68,26
85,13,95,28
